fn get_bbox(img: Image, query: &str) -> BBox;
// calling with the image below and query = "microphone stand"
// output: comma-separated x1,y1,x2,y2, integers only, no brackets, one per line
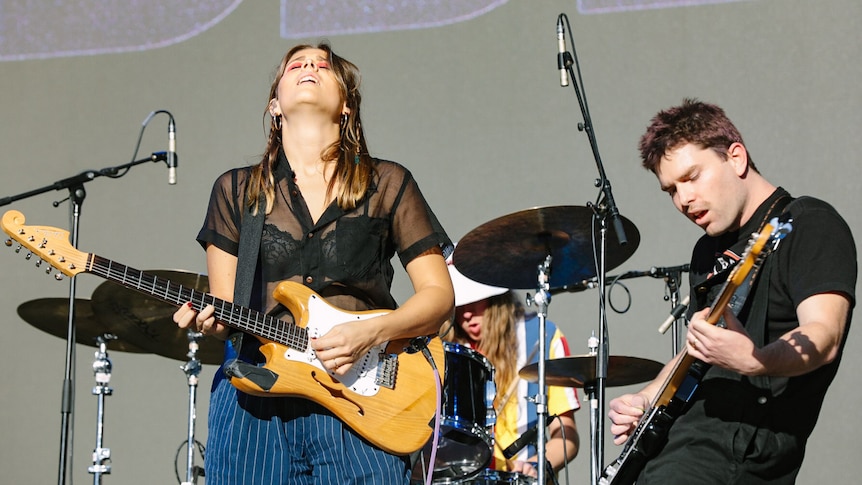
557,12,630,485
663,271,684,356
0,152,170,485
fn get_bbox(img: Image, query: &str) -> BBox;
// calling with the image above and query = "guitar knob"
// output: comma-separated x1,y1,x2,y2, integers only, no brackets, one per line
54,273,64,281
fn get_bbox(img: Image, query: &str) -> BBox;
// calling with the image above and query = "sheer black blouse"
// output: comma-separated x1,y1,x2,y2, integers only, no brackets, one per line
196,148,452,317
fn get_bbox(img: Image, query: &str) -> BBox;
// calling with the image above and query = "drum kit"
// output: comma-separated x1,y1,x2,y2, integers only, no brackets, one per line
16,270,218,485
412,205,685,485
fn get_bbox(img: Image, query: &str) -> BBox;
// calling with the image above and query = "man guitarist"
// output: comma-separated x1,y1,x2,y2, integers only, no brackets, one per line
607,99,856,484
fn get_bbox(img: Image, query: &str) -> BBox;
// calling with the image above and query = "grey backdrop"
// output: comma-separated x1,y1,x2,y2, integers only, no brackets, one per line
1,1,859,484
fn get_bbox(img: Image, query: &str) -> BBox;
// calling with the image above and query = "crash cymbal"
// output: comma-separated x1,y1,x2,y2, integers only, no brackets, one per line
17,298,148,353
453,206,639,290
519,355,663,388
90,270,223,365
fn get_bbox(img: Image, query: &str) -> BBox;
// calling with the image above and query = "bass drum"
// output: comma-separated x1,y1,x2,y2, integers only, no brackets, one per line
411,342,496,483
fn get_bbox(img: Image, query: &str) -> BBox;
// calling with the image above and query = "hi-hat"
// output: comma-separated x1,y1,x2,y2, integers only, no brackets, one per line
17,298,148,353
453,206,639,290
519,355,664,388
90,270,223,365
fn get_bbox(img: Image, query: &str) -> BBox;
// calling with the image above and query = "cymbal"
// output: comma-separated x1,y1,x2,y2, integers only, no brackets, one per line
519,355,664,388
17,298,149,353
453,206,639,290
90,270,223,365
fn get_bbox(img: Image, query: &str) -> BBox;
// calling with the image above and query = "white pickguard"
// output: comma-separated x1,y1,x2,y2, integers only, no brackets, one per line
281,293,390,397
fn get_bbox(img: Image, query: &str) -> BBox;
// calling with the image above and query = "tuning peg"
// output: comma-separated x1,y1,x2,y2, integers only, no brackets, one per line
25,252,32,260
54,273,64,281
4,239,11,247
35,259,43,268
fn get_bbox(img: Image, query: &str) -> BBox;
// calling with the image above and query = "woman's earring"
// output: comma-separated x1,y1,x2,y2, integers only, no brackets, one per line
341,113,348,127
273,114,282,130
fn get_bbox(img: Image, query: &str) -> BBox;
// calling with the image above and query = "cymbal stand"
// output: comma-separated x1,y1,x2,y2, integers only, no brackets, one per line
525,255,553,485
88,335,114,483
583,333,600,485
180,330,205,485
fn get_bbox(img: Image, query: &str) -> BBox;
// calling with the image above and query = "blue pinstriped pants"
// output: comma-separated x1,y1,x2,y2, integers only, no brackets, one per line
205,374,411,484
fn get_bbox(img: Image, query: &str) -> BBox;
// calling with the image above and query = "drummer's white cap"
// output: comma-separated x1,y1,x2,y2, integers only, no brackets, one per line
447,243,508,307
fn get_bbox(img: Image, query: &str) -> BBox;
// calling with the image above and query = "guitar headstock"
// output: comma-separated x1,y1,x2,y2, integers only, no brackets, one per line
729,216,793,287
2,210,88,279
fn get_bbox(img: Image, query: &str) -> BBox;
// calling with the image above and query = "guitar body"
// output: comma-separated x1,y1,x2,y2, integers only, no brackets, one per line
600,359,708,485
228,282,445,455
1,210,445,456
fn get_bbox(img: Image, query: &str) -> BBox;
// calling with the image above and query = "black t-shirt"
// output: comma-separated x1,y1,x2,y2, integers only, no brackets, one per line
688,188,855,404
196,149,452,317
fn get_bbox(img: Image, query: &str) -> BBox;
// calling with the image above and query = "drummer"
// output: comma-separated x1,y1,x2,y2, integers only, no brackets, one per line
443,255,581,480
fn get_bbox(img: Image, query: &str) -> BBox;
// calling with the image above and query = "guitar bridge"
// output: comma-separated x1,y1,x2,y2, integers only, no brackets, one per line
375,352,397,389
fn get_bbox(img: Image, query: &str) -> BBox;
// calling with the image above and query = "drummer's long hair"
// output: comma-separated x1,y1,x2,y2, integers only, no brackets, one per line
453,291,523,412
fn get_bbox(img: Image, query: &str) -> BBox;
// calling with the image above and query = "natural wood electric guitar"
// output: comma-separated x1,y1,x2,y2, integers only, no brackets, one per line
1,209,443,455
599,217,792,485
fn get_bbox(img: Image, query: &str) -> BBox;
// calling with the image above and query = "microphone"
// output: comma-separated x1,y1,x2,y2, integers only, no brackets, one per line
167,115,178,185
658,295,690,334
557,16,568,87
502,415,554,459
649,264,690,278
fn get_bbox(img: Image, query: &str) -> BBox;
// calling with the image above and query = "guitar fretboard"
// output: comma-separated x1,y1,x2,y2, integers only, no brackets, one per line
88,255,308,351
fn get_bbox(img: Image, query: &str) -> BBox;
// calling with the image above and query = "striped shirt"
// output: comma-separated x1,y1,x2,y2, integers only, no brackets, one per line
491,314,580,469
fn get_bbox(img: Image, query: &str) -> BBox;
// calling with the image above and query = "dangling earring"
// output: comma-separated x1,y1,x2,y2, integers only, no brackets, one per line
273,114,282,131
340,113,348,128
354,153,360,165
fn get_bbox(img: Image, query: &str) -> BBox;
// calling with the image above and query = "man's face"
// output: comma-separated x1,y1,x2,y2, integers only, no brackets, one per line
655,143,748,236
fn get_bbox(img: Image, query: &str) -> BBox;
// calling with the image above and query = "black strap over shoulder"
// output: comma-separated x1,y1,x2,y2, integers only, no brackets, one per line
232,170,264,308
704,195,797,395
743,196,802,396
223,171,265,368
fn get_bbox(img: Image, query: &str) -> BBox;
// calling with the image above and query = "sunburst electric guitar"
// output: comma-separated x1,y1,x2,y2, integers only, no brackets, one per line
599,217,793,485
1,210,444,455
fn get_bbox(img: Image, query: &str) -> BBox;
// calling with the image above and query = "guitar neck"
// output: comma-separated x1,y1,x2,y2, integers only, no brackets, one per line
87,254,307,349
652,264,743,408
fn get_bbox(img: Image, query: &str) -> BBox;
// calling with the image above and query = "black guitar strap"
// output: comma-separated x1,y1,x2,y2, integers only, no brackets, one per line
233,174,264,309
700,196,797,396
742,197,805,396
224,170,264,364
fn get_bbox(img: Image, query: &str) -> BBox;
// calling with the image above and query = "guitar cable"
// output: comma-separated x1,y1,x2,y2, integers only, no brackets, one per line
406,336,442,485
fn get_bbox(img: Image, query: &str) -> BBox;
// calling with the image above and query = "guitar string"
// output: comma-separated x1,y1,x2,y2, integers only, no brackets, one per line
85,255,308,350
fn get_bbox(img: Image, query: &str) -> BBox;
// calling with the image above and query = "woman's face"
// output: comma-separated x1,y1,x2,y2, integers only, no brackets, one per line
271,48,346,120
456,299,489,344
